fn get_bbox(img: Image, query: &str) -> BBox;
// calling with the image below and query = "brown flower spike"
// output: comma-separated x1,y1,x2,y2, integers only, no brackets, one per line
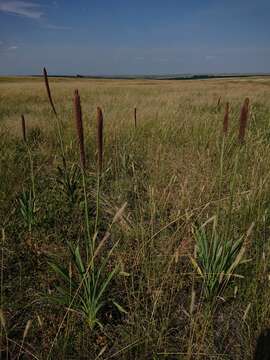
43,67,57,116
21,114,26,142
134,107,137,128
73,89,86,170
97,107,104,174
238,97,250,143
223,102,229,135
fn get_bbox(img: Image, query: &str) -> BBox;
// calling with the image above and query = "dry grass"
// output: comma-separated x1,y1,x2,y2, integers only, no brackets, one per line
0,76,270,359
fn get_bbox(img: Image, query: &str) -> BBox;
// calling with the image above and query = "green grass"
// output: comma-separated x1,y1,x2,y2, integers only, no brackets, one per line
0,76,270,359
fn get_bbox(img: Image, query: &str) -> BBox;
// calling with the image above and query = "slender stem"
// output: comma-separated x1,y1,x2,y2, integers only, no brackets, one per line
217,137,225,222
81,169,92,261
27,147,35,200
94,174,101,235
0,229,5,343
24,144,35,234
95,107,103,235
225,153,239,239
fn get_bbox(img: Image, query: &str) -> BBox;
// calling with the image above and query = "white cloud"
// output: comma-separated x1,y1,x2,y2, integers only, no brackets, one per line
0,1,43,19
8,45,18,50
0,43,18,53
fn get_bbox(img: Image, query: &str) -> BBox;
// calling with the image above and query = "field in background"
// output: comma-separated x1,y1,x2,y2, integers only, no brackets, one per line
1,77,270,359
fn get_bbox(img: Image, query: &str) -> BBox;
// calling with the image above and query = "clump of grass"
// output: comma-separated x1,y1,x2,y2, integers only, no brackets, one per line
48,184,127,330
238,97,250,143
43,67,57,116
48,232,125,330
56,163,80,205
223,102,229,135
73,89,86,170
191,217,253,300
21,114,26,142
18,189,37,233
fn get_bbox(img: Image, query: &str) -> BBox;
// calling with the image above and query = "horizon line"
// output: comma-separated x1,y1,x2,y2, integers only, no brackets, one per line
1,72,270,79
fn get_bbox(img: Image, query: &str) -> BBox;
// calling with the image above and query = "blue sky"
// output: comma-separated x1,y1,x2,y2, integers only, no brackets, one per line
0,0,269,75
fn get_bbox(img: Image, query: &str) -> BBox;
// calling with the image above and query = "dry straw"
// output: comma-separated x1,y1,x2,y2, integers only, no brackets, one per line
43,67,57,116
97,107,104,174
238,97,250,143
21,114,26,142
217,96,221,108
73,89,86,170
223,102,229,135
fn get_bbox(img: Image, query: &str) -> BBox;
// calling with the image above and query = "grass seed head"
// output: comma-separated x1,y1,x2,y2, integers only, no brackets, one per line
223,102,229,135
238,97,250,143
73,89,86,170
134,107,137,128
43,67,57,116
97,106,104,174
21,114,26,142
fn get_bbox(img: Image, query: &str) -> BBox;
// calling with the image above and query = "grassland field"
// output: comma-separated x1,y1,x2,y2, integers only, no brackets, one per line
0,76,270,359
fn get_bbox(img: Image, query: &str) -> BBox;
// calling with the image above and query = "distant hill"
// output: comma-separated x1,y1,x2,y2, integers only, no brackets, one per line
25,72,270,80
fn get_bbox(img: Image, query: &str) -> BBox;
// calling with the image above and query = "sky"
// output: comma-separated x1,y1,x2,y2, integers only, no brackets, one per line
0,0,269,75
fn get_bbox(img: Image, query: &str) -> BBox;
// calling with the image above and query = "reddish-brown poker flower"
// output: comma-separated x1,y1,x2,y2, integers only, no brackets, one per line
223,102,229,135
134,107,137,128
73,89,86,170
238,97,250,143
43,67,57,116
21,114,26,142
97,107,104,174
